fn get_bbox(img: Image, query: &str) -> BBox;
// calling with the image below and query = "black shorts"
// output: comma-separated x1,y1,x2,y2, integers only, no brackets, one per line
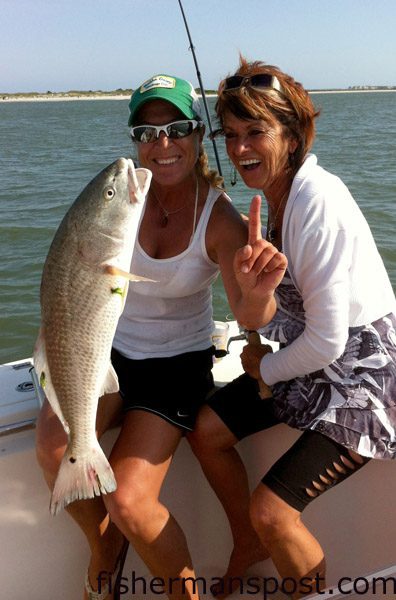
111,346,215,432
208,373,370,512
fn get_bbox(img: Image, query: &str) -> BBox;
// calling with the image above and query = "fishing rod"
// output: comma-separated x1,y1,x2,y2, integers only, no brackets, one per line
177,0,223,178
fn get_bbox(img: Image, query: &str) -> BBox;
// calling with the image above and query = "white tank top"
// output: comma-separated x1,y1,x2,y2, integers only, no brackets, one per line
113,186,224,359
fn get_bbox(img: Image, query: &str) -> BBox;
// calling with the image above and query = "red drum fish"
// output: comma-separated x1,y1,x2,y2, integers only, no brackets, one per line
34,158,151,514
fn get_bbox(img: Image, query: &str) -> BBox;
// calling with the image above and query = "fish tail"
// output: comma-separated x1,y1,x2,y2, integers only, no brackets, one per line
50,440,117,515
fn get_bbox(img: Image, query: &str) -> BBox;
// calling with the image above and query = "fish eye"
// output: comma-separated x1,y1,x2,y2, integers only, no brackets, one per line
103,186,116,201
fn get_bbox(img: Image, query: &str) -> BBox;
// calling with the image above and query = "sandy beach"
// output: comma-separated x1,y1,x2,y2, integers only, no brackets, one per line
0,93,131,103
1,89,395,103
309,88,396,94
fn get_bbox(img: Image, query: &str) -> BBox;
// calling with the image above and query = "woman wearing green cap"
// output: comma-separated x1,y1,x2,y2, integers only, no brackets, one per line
36,72,286,600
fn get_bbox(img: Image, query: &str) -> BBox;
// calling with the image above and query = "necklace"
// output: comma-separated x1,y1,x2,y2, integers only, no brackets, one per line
267,192,289,244
151,189,188,227
150,181,199,234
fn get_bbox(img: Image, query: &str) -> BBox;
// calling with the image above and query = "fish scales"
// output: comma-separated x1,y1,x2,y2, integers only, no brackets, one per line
34,158,152,514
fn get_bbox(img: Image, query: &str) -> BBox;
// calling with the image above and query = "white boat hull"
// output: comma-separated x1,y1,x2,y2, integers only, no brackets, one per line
1,324,395,599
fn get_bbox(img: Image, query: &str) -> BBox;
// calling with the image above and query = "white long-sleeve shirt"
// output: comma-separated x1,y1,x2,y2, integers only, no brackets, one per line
260,154,396,386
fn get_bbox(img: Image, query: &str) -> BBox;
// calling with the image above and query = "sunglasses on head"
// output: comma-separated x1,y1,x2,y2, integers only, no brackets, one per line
220,74,284,95
129,119,201,143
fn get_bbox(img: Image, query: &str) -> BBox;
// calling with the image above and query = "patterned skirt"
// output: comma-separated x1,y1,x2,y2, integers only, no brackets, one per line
261,274,396,459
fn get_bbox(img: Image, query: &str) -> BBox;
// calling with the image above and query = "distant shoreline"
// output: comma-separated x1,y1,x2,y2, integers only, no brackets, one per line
0,93,131,103
1,89,396,103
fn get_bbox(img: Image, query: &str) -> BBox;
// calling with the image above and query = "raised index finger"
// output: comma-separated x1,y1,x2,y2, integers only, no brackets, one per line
248,195,263,245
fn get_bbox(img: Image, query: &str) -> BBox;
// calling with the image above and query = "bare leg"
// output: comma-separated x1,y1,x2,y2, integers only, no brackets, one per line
250,484,325,599
35,394,124,599
104,410,199,600
188,406,268,598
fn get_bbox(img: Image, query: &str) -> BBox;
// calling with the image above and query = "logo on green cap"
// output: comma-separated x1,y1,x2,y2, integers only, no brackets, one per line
140,75,176,93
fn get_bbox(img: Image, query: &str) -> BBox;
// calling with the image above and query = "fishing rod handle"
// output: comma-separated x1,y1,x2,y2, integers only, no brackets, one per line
247,331,273,399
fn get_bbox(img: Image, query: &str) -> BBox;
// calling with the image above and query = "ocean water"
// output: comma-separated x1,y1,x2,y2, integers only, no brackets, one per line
0,93,395,363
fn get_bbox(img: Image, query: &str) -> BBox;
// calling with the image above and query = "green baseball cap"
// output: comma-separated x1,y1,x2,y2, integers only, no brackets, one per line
128,74,203,126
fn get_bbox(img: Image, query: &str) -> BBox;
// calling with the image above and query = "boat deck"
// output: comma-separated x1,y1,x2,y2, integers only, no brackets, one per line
1,324,395,598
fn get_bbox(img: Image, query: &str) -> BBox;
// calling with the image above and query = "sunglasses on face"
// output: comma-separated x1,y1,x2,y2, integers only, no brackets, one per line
129,119,201,143
220,74,284,95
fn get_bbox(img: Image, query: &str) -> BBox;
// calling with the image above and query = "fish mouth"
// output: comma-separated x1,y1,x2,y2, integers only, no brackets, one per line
127,159,140,204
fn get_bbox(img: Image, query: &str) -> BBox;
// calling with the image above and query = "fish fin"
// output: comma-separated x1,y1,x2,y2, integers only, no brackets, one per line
101,362,119,396
105,264,156,282
50,440,117,515
128,273,157,282
33,329,70,434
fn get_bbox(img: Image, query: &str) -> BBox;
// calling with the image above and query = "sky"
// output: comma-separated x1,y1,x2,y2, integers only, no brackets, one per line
1,0,396,93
